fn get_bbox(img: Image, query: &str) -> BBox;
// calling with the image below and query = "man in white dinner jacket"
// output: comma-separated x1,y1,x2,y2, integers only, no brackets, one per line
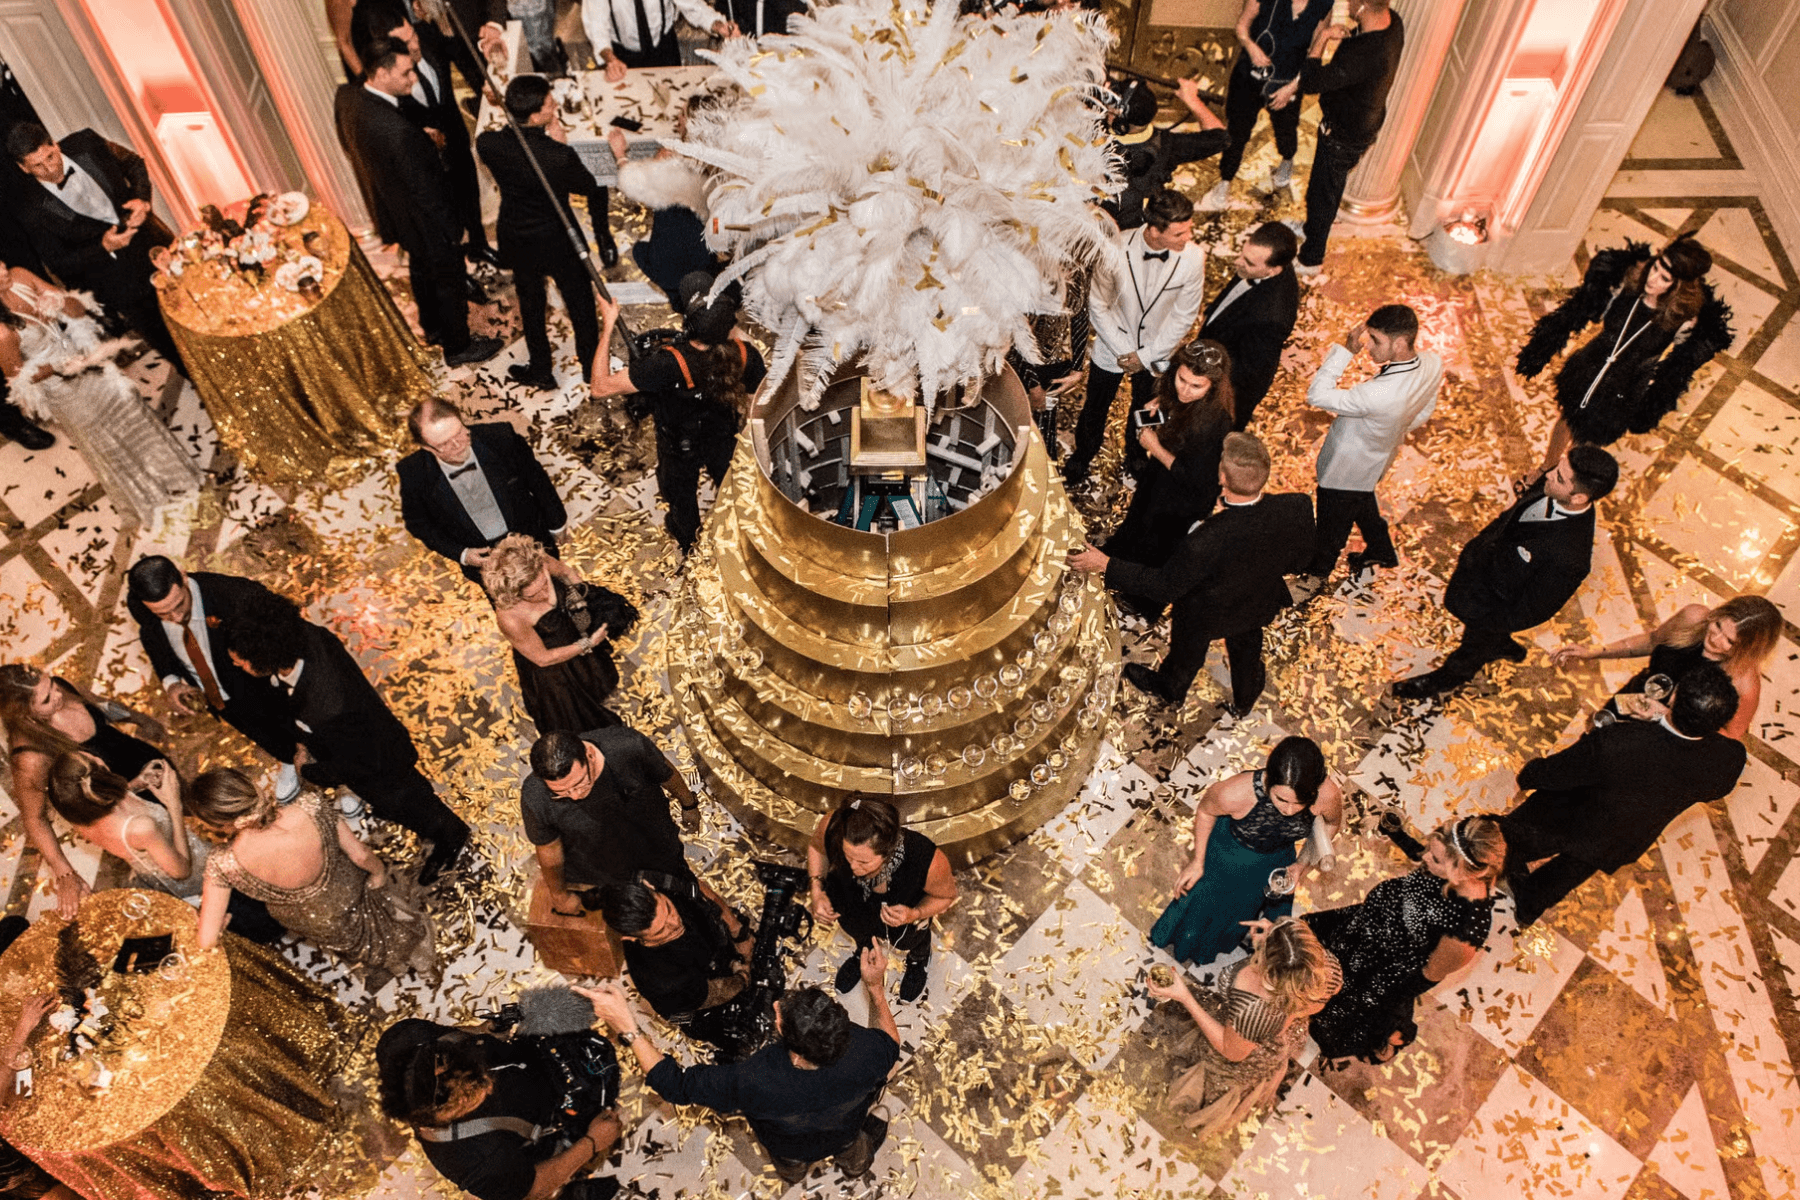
1065,188,1206,486
1291,303,1442,599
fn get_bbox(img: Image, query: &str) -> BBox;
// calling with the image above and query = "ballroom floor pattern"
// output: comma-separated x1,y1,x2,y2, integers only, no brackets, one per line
3,87,1800,1200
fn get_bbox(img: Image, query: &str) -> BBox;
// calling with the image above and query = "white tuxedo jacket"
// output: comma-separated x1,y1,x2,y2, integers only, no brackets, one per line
1308,344,1444,492
1087,227,1206,375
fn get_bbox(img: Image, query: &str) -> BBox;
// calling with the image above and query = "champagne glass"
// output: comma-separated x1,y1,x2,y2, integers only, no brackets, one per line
848,692,875,720
919,692,945,720
947,685,974,712
962,744,987,769
1643,673,1675,704
973,675,999,702
998,663,1025,690
1008,779,1032,806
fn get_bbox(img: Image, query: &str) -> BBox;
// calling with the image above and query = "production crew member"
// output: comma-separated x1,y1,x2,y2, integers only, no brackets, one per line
595,871,754,1054
578,946,899,1184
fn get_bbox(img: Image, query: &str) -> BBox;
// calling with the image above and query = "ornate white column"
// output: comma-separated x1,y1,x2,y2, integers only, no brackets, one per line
1339,0,1473,222
224,0,370,234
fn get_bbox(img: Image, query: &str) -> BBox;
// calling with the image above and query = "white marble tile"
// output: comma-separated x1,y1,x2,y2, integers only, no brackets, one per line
858,1099,986,1200
1583,207,1664,258
1637,207,1693,229
1607,168,1761,198
1008,1090,1210,1200
1725,753,1797,872
1438,1065,1642,1200
289,464,401,538
35,493,124,608
1216,1071,1428,1200
0,556,73,660
1637,454,1793,591
1750,636,1800,750
1586,886,1673,1016
1645,1082,1732,1200
1351,711,1521,836
1706,266,1782,358
1698,205,1787,291
993,880,1151,1070
0,436,97,527
1660,806,1800,1199
1752,310,1800,394
1036,750,1154,875
1626,92,1722,160
1432,918,1585,1058
1699,379,1800,505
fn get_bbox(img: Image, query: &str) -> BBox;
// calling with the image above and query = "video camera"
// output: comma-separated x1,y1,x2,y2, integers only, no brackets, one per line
709,861,814,1060
478,989,619,1137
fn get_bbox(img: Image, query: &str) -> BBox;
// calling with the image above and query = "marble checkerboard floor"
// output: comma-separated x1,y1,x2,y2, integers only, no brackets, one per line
5,88,1800,1200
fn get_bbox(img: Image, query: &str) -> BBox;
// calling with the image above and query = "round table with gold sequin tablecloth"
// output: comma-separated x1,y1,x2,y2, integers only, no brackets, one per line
156,203,434,485
0,890,350,1200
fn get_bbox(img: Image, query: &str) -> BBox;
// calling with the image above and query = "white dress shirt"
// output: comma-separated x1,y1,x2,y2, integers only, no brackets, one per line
583,0,721,54
1087,227,1206,375
160,578,229,703
41,159,118,225
1307,344,1444,492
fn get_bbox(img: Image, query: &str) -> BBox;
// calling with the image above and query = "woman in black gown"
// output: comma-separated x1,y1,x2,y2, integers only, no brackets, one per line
482,533,637,734
1303,814,1506,1065
1103,339,1236,618
1514,234,1731,488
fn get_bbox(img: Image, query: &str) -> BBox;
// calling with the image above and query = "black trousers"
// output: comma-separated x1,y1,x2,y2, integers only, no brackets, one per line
613,36,682,69
1436,621,1526,686
657,432,734,552
1298,133,1374,269
443,137,492,253
1498,815,1601,927
1069,364,1157,478
512,243,601,379
219,694,299,764
404,233,473,350
1156,622,1266,711
1219,57,1304,181
340,763,470,850
1308,486,1396,577
837,904,931,958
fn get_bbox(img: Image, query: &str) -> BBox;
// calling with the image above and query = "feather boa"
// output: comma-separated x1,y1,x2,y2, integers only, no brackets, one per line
674,0,1121,410
619,155,712,217
7,290,129,423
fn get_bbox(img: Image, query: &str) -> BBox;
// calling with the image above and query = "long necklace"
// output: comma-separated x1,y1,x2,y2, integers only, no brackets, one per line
1577,293,1654,411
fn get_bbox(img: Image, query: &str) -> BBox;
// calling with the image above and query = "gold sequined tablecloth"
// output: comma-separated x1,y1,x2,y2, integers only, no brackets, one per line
159,205,433,485
0,890,350,1200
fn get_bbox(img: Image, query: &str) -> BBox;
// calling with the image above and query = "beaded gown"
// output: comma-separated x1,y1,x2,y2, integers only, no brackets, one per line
205,791,435,987
1151,770,1314,966
1302,865,1495,1062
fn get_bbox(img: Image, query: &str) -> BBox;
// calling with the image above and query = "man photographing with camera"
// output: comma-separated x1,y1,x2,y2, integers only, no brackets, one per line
576,945,899,1184
595,871,755,1056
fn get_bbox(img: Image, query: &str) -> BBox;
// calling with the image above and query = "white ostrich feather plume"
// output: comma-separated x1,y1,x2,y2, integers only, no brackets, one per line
678,0,1121,409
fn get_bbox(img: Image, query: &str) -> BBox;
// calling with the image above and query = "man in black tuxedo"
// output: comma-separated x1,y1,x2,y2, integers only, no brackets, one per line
1501,663,1747,927
228,590,471,884
1068,432,1314,716
1395,445,1618,699
7,123,181,368
1198,222,1301,431
346,39,501,366
477,75,609,390
351,0,497,269
125,557,300,769
398,397,568,583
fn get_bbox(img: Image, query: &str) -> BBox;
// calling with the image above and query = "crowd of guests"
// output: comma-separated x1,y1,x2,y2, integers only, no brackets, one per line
0,0,1783,1195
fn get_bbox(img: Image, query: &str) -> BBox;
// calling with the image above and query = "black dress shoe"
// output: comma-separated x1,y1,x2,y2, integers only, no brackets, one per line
507,364,557,390
466,244,503,269
465,276,490,304
1501,638,1529,663
1123,662,1177,704
1392,671,1453,700
597,236,619,268
1347,550,1399,573
418,831,470,886
445,336,503,366
0,404,55,451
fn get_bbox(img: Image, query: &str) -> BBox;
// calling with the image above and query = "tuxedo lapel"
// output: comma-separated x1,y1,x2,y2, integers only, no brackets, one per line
63,143,127,217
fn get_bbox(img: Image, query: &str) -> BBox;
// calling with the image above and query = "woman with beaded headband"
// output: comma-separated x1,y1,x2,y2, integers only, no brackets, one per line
1303,814,1504,1064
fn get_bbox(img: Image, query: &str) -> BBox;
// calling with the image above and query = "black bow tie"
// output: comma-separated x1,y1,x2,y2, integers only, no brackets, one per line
447,461,480,479
1142,250,1169,262
55,169,75,188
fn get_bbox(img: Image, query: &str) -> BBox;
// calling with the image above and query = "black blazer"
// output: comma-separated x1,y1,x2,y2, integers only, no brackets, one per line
1509,719,1746,872
1106,492,1315,639
475,126,605,261
345,88,460,252
14,130,172,293
1444,483,1594,633
129,571,284,704
1198,268,1300,429
287,621,420,787
398,422,568,579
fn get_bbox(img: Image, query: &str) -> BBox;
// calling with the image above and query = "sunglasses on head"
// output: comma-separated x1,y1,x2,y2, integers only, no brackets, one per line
1177,343,1224,370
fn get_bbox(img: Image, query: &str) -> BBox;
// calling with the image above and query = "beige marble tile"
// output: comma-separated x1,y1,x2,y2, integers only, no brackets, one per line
34,493,124,608
1643,1083,1733,1200
1705,265,1783,358
0,556,73,660
1434,918,1586,1059
1626,93,1723,161
1007,1090,1211,1200
1607,168,1761,197
0,436,98,527
1636,454,1793,590
1437,1065,1642,1200
1699,379,1800,503
1753,312,1800,394
1726,751,1798,872
1697,206,1788,291
1217,1072,1430,1200
1587,886,1674,1016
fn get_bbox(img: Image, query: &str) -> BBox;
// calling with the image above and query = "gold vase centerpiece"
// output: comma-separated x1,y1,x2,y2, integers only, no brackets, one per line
669,365,1121,864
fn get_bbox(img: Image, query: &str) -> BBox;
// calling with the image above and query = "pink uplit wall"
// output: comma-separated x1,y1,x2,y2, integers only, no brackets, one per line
74,0,252,211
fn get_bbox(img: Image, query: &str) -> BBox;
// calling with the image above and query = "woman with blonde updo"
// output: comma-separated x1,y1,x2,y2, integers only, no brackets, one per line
189,767,435,987
482,533,636,735
1304,815,1506,1065
1141,917,1341,1140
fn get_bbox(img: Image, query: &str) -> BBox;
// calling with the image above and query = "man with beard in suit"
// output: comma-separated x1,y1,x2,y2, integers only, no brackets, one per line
1196,221,1301,431
1068,432,1314,719
347,39,501,366
1500,663,1747,927
398,397,568,583
125,557,300,775
227,590,472,884
1394,445,1618,699
7,123,181,368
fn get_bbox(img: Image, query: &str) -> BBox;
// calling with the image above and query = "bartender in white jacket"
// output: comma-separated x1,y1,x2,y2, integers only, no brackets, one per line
1293,303,1442,595
584,0,737,79
1065,188,1206,486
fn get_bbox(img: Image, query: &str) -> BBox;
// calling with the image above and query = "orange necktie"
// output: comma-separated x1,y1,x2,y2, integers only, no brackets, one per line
183,625,225,710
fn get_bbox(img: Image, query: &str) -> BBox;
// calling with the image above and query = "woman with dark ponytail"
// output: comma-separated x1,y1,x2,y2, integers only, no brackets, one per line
1514,233,1732,488
806,794,958,1004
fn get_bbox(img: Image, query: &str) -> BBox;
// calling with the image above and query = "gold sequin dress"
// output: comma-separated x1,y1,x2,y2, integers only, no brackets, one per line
205,792,435,988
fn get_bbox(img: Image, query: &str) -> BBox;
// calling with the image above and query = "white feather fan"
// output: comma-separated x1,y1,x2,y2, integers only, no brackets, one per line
677,0,1121,409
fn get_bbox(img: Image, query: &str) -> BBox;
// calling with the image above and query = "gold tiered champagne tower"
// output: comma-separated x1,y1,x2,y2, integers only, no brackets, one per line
668,366,1122,864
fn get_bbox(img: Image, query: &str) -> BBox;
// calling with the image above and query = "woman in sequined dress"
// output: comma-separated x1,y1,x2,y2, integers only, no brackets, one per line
1140,917,1341,1140
1303,815,1505,1064
188,767,436,990
482,533,633,735
1151,737,1342,968
46,754,204,899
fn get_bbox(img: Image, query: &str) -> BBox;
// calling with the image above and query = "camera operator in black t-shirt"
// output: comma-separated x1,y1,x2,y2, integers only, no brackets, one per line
376,993,625,1200
596,870,756,1055
578,946,900,1184
589,271,767,556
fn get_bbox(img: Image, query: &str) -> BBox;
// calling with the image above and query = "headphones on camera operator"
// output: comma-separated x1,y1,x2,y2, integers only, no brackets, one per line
622,272,751,450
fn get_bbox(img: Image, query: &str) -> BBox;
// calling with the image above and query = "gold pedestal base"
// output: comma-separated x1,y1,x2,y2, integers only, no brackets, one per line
668,367,1122,865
